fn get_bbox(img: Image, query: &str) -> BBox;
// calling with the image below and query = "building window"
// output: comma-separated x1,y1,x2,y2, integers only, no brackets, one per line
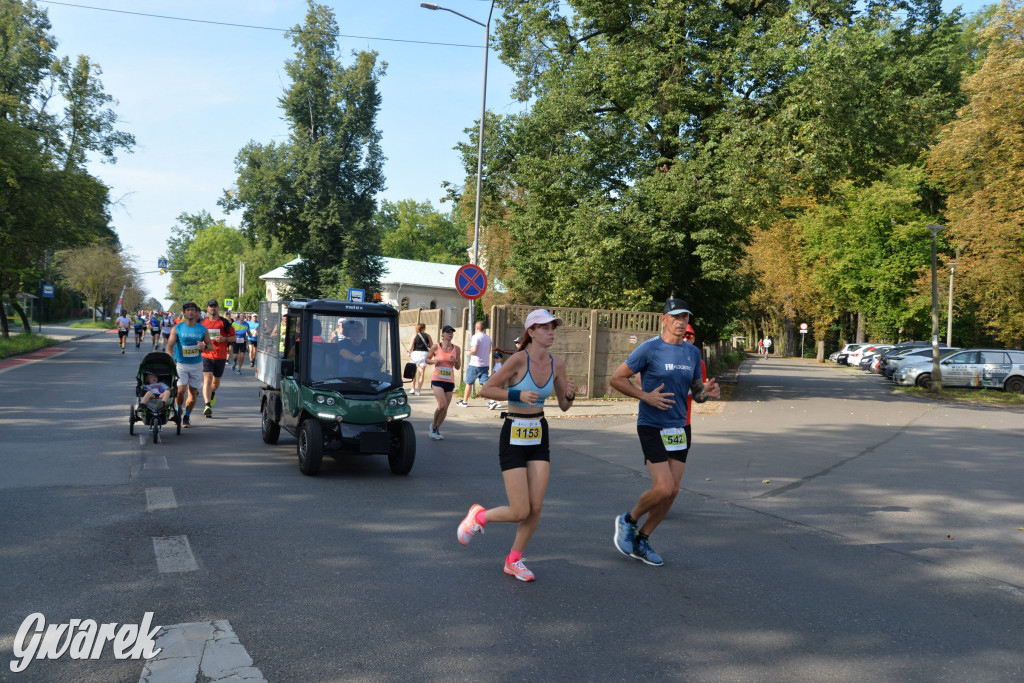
429,301,436,309
400,297,409,310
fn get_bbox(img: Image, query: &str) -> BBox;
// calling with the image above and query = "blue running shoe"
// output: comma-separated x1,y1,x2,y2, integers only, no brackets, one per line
614,513,636,556
631,537,664,566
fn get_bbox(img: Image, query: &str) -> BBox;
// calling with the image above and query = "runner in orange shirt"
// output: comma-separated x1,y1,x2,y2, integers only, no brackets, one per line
200,299,235,418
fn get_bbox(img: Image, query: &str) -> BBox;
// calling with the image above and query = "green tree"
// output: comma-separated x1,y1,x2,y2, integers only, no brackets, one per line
59,243,136,321
222,1,386,299
927,1,1024,345
377,199,467,264
481,0,966,335
166,212,292,310
0,0,133,337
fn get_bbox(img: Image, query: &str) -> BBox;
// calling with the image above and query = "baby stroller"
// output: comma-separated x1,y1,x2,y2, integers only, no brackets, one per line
129,352,181,443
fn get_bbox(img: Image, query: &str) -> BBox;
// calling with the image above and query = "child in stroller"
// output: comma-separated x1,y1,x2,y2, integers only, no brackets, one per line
140,373,172,411
130,352,181,441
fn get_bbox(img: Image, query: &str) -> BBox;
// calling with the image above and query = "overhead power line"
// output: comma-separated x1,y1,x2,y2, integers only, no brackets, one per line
37,0,482,49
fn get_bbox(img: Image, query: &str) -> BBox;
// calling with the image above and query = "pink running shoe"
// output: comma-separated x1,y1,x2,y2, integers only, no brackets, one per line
457,504,485,545
504,559,535,582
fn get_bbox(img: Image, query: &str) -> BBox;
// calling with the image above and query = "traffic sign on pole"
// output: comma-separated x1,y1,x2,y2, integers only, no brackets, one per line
455,264,487,300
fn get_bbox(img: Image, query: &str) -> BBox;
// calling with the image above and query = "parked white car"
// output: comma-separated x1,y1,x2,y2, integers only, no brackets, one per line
893,348,1024,391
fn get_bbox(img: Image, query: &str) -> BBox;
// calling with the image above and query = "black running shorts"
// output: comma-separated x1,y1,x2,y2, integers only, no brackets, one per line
499,414,550,471
202,357,226,378
637,424,691,464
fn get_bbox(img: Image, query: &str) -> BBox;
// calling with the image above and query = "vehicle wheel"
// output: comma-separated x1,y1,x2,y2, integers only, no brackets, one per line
152,423,160,444
388,421,416,475
129,404,136,435
1004,376,1024,394
262,401,280,444
297,419,323,476
915,373,931,389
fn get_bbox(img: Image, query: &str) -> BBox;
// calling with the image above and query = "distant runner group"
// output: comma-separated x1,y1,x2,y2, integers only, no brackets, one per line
120,301,258,428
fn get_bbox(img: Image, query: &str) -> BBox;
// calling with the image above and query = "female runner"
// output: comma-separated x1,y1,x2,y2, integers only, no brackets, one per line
425,325,461,440
456,309,576,581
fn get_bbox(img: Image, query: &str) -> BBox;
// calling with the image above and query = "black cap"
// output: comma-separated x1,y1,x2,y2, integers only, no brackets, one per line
663,298,692,316
182,301,198,310
207,299,219,307
442,325,455,333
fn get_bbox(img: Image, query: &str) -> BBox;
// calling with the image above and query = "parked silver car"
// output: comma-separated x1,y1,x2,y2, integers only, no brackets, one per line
893,348,1024,391
884,346,957,379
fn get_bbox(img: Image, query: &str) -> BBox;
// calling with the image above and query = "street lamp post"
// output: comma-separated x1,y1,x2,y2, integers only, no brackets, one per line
946,248,959,347
927,224,946,392
420,0,496,268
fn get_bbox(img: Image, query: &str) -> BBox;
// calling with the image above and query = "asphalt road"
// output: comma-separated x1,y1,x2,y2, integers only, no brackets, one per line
1,330,1023,682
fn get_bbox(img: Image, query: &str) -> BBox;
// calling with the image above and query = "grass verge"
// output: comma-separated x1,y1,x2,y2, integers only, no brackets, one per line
0,333,60,359
893,385,1024,406
69,320,115,329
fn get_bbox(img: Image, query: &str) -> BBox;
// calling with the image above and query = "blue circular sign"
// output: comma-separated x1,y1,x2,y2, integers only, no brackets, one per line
455,264,487,300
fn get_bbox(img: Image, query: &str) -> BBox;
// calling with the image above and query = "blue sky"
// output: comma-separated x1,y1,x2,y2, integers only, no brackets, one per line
36,0,988,308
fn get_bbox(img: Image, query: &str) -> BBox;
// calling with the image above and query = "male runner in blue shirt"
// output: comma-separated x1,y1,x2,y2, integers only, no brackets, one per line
609,297,720,566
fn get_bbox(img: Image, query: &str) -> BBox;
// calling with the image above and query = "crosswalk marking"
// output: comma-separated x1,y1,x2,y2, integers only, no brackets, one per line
152,536,198,573
139,620,266,683
145,487,177,511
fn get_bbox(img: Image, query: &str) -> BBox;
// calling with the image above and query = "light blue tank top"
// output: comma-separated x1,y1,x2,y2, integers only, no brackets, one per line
508,351,554,407
173,322,207,364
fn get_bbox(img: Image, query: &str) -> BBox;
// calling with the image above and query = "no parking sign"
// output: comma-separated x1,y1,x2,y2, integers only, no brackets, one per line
455,264,487,300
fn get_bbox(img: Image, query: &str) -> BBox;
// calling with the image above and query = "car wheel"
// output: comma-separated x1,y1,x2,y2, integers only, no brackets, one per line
915,373,931,389
262,401,280,444
297,419,323,476
388,421,416,476
1004,376,1024,394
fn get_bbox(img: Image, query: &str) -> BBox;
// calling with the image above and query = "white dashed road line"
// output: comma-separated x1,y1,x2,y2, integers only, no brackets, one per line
144,455,169,470
145,487,177,511
152,536,199,573
139,620,266,683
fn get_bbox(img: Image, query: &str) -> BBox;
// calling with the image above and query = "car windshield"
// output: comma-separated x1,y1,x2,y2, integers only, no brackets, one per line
305,313,398,392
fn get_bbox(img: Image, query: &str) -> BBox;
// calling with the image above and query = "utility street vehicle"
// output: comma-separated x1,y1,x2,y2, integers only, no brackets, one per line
256,299,417,475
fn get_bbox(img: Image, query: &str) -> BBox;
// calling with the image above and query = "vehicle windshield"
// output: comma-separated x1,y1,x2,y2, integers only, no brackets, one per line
306,313,398,392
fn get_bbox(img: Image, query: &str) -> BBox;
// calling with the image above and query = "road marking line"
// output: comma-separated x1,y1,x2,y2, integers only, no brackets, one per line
145,456,169,470
145,487,177,511
138,620,266,683
152,536,198,573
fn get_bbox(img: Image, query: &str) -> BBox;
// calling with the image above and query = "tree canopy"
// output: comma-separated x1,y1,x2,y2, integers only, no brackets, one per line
0,0,133,336
457,0,969,339
222,1,386,299
927,1,1024,345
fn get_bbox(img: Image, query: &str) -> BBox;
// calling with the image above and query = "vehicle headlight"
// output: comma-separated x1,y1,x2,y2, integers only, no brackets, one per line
388,397,397,407
315,395,325,404
398,396,406,406
326,397,335,406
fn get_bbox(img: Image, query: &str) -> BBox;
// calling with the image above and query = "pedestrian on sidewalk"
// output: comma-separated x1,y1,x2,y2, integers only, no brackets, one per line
425,325,460,440
456,309,576,582
610,298,720,567
406,323,431,396
457,320,497,409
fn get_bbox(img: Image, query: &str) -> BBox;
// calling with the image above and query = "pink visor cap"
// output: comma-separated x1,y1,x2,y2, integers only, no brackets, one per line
523,309,564,329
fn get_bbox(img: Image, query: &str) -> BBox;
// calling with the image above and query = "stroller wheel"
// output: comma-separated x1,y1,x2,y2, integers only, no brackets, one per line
129,404,135,436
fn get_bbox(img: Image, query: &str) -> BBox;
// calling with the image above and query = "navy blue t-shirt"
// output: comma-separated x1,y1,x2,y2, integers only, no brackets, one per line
625,336,703,428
